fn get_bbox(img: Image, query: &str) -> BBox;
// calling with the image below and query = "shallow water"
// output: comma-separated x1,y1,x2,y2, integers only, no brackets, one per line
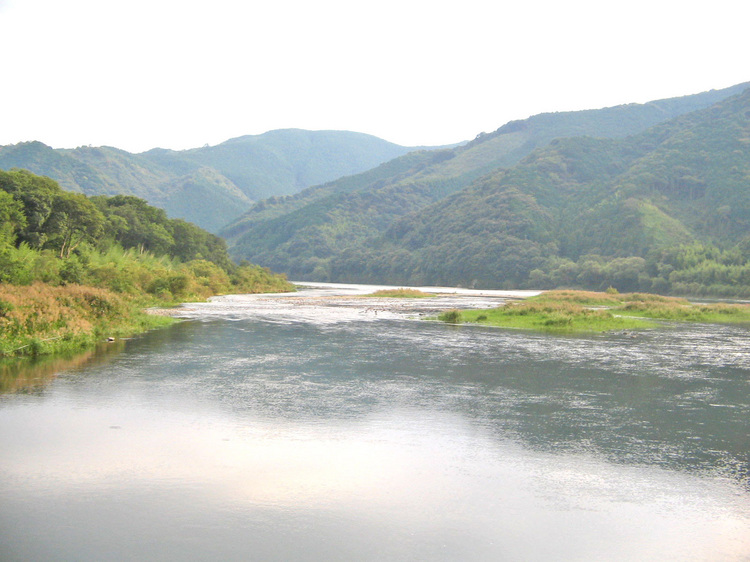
1,284,749,560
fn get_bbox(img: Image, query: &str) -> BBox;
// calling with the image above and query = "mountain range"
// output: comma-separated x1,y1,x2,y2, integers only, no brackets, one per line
221,82,750,292
3,80,749,295
328,88,750,293
0,129,420,232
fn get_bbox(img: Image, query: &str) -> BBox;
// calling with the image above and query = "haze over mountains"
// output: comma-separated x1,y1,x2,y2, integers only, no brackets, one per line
221,82,750,292
2,81,749,295
0,130,419,232
330,88,750,292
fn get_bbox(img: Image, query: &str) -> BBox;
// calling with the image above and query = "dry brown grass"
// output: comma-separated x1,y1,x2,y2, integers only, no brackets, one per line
366,288,436,298
0,282,164,357
0,283,126,340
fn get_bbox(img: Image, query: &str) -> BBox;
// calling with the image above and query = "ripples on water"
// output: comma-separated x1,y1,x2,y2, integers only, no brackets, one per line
1,284,749,560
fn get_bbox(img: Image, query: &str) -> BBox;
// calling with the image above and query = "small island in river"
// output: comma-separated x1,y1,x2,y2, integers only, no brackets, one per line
436,289,750,333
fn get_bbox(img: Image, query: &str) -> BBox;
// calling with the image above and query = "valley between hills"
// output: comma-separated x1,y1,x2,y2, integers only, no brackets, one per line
2,79,750,359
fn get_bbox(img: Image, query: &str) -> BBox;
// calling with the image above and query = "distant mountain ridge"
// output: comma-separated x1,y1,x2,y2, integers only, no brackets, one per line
223,82,750,282
327,87,750,292
0,129,421,232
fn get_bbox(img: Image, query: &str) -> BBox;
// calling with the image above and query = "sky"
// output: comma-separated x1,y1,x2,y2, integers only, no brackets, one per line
1,0,748,153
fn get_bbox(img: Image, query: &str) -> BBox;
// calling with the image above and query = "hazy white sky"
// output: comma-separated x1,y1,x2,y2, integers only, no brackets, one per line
1,0,747,153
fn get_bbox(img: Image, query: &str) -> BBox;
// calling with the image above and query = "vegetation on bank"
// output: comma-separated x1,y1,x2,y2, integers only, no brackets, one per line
437,290,750,333
364,288,436,298
0,169,294,358
0,283,174,357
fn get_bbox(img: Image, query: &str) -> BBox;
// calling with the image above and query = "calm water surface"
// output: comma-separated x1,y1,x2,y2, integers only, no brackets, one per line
1,283,749,561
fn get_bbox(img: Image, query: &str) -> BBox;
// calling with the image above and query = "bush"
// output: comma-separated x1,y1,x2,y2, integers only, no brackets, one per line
60,255,85,284
439,309,462,323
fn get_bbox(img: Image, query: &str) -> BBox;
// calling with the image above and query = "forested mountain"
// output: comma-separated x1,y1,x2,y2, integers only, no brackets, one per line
224,82,750,285
329,87,750,296
0,130,418,232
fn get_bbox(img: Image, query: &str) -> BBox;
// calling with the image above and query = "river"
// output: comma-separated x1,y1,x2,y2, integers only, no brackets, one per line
1,283,749,561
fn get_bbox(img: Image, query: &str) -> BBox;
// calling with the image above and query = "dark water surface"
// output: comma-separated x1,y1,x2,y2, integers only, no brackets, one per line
1,284,749,560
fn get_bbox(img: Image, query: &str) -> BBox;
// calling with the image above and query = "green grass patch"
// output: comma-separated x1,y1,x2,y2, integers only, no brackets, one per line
615,301,750,323
435,289,750,333
527,290,624,307
438,309,463,323
454,300,655,333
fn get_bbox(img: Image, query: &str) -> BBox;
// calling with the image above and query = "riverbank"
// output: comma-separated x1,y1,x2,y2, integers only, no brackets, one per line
0,283,177,358
0,278,295,359
437,290,750,333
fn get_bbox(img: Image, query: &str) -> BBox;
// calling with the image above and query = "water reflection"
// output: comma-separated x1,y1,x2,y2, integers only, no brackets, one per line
0,340,125,394
1,286,749,560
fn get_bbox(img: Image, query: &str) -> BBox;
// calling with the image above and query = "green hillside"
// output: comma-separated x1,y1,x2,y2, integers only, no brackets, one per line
331,88,750,296
0,130,419,232
225,82,750,282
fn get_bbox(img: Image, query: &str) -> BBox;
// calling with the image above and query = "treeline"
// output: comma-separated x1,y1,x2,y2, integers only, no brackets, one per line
529,243,750,298
0,168,293,300
330,241,750,298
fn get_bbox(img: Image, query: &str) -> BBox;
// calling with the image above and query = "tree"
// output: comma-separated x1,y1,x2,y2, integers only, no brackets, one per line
0,189,26,247
43,192,105,258
93,195,175,255
0,169,60,248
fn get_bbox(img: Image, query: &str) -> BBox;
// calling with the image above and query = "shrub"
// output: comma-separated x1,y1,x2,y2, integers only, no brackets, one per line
60,255,85,284
439,309,462,323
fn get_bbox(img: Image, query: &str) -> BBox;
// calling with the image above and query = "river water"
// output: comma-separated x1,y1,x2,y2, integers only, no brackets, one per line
1,283,749,561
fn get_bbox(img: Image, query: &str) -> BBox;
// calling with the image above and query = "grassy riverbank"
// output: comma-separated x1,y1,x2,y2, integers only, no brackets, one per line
0,169,295,358
0,272,297,359
437,290,750,333
0,257,295,359
0,283,176,357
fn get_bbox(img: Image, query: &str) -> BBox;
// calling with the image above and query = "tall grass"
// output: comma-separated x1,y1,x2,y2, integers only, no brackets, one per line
0,241,294,358
0,283,174,357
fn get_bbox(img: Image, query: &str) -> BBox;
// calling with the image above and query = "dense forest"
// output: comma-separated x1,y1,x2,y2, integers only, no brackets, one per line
0,169,292,357
222,82,750,297
328,89,750,296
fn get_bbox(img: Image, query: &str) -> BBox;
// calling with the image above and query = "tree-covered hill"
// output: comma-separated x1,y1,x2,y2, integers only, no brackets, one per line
0,169,291,295
331,88,750,296
224,82,750,282
0,130,420,233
